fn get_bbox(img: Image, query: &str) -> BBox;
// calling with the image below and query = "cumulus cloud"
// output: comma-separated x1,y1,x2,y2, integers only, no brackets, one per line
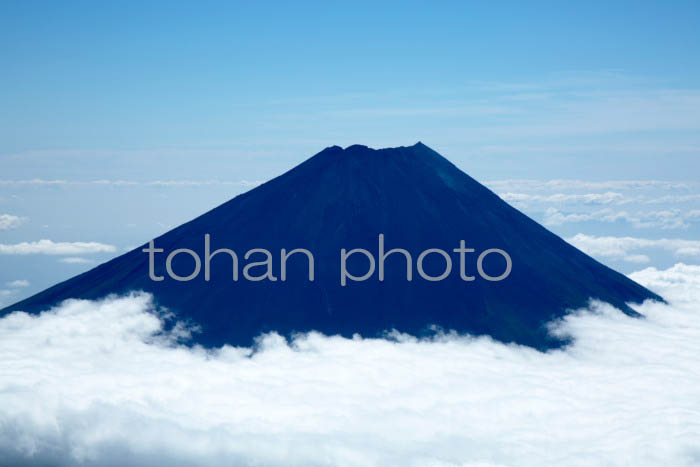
0,214,27,230
568,233,700,263
0,265,699,466
0,240,116,255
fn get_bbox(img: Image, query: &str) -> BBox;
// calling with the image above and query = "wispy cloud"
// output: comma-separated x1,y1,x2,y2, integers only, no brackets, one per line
147,180,262,187
0,179,262,187
278,77,700,139
0,240,116,255
486,179,694,192
59,257,95,264
546,208,700,229
459,89,700,139
5,280,29,288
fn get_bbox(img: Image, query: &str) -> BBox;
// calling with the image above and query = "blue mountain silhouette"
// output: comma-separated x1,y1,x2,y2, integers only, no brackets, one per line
1,143,662,349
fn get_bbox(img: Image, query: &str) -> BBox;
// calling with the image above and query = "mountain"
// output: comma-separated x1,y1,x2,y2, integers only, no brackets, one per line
0,143,662,349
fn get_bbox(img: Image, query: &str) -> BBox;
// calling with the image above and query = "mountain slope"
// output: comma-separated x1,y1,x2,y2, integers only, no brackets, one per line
1,143,662,349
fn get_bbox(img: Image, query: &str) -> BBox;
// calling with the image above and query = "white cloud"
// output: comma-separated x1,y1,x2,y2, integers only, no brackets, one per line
0,214,27,230
0,240,116,255
567,233,700,263
59,257,95,264
624,254,651,264
0,179,261,188
6,280,29,288
488,181,700,214
1,176,691,195
499,191,625,205
499,192,700,207
643,194,700,204
488,180,700,233
148,180,263,187
0,265,699,466
0,179,70,186
486,179,693,192
545,207,699,229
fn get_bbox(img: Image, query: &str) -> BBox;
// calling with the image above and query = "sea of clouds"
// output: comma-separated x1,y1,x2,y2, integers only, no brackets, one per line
1,264,699,466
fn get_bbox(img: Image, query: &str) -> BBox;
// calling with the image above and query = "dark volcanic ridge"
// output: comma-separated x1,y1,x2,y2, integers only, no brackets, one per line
1,143,662,350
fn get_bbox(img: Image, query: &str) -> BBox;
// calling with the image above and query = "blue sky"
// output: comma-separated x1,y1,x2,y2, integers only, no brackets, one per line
1,1,699,304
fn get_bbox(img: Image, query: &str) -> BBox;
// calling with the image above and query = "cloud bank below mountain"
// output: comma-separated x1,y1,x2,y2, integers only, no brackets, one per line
1,265,699,466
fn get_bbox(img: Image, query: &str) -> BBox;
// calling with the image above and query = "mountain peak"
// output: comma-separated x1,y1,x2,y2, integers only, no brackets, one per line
322,142,433,156
0,143,662,350
344,144,372,152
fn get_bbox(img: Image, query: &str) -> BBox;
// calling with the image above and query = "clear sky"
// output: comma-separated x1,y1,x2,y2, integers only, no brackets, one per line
1,1,699,304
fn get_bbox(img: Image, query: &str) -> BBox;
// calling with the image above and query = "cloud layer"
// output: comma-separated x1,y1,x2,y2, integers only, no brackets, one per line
0,265,699,466
545,207,700,229
568,233,700,263
488,179,700,233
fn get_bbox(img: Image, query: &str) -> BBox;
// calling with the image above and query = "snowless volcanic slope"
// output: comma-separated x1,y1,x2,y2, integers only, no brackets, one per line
1,143,662,349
